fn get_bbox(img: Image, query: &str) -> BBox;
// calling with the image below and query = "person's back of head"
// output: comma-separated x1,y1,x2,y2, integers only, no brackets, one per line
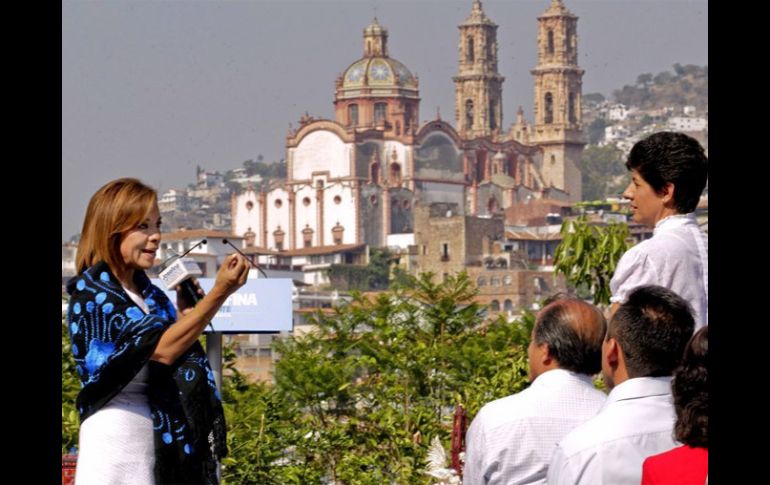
626,131,708,214
673,325,708,448
608,285,695,378
532,297,607,377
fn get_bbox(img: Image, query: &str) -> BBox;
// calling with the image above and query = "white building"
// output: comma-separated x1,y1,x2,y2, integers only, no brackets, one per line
607,103,630,121
157,230,245,277
668,116,707,132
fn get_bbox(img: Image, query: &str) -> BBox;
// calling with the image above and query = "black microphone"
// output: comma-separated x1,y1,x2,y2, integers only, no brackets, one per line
222,238,267,278
158,240,214,330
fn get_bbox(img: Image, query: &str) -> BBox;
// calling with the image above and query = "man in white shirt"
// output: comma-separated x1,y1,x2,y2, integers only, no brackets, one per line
547,285,696,485
463,297,607,485
609,131,708,328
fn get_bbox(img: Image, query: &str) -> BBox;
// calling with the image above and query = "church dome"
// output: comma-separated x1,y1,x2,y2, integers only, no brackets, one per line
342,56,417,90
336,18,419,100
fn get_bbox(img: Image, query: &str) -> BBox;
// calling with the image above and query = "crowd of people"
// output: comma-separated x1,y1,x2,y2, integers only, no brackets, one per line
464,131,708,484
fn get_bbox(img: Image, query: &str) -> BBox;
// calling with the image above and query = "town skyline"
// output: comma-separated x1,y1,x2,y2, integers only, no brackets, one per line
62,0,708,241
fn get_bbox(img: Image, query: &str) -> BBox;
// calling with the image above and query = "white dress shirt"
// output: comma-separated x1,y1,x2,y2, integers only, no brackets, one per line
610,213,708,328
463,369,606,485
546,377,677,485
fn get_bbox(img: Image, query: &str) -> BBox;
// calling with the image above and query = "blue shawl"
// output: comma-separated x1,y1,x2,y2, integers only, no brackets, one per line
66,261,227,484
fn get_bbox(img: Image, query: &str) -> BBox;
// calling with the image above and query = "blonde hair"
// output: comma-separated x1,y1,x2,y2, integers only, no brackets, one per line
76,178,158,275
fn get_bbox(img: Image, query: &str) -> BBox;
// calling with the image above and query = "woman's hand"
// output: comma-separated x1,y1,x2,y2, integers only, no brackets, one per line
152,254,249,365
175,277,205,314
213,254,250,296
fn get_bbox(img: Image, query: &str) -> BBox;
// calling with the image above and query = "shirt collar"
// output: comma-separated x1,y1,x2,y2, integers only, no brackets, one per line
531,368,595,389
654,212,697,234
606,376,672,406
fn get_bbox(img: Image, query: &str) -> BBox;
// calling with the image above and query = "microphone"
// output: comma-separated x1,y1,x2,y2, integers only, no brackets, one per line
158,240,214,331
159,253,204,304
222,238,268,278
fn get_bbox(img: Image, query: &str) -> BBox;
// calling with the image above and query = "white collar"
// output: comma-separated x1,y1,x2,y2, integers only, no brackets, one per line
654,213,697,234
531,368,595,389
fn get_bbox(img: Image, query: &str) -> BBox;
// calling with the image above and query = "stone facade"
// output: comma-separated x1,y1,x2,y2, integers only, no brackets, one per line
530,0,586,201
453,0,504,139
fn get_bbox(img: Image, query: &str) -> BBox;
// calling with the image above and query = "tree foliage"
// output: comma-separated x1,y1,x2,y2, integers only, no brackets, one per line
327,247,395,291
613,64,708,111
581,145,628,201
258,272,531,483
586,118,608,146
63,275,535,483
62,313,81,453
553,216,630,306
242,157,287,180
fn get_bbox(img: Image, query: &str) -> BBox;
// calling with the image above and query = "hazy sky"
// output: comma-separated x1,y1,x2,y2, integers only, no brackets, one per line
62,0,707,241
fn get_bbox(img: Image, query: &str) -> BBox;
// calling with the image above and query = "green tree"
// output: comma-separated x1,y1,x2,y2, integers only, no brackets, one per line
326,247,396,291
583,92,606,107
587,118,608,145
581,145,628,201
636,73,653,87
269,272,532,482
62,313,81,453
553,216,630,306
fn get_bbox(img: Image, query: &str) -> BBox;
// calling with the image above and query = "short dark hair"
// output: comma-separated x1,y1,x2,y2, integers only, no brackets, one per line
626,131,708,214
673,326,708,448
609,285,695,378
534,299,606,375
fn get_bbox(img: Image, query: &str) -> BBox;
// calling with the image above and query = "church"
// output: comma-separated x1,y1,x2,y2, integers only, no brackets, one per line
232,0,585,252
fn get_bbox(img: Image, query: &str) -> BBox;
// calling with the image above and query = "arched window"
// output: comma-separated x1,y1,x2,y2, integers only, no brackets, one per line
374,103,387,124
332,223,344,245
568,92,576,123
348,104,359,126
490,300,500,312
489,100,497,130
370,162,381,184
504,299,513,312
404,105,412,131
488,197,499,214
566,29,573,54
544,93,554,124
466,36,475,62
390,163,402,185
547,30,554,54
273,226,285,251
465,100,474,130
302,225,314,248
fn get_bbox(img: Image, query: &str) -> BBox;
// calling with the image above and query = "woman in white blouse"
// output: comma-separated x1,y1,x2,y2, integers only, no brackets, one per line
608,131,708,329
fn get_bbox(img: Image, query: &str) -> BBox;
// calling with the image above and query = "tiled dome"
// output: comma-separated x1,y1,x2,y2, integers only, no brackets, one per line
342,56,417,90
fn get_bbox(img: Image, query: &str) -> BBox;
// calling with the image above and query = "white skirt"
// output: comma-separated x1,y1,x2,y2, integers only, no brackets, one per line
75,392,155,485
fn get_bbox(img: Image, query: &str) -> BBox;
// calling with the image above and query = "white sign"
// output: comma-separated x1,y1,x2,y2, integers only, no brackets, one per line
151,278,294,333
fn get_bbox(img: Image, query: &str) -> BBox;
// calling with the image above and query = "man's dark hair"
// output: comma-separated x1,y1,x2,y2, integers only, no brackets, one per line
673,326,708,448
626,131,708,214
609,285,695,378
534,299,606,375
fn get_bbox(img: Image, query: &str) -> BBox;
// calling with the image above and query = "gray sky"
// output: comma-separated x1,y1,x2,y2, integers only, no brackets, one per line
62,0,708,241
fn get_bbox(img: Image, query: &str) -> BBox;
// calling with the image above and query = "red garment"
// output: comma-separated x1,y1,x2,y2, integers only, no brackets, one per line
642,445,708,484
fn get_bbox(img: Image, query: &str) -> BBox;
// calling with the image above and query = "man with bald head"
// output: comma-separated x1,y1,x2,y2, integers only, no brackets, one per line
463,297,608,485
546,285,696,485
